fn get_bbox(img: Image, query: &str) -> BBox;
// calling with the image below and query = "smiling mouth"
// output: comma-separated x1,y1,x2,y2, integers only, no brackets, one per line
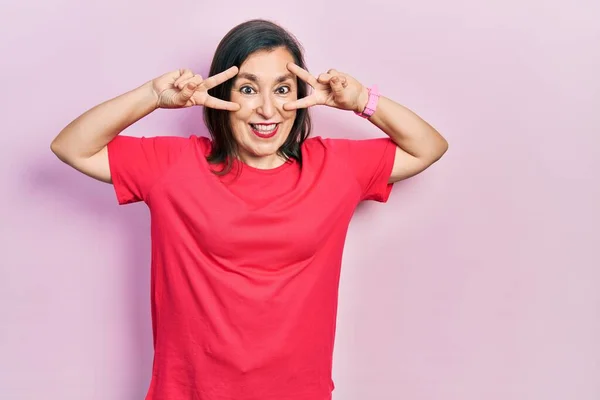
249,123,280,138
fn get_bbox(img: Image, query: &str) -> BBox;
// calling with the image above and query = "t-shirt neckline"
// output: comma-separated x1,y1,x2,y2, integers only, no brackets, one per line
236,157,297,175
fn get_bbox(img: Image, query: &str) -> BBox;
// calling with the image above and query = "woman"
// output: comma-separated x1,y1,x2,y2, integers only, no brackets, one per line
51,18,448,400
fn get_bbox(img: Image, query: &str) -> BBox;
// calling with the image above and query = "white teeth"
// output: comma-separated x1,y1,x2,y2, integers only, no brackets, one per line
251,123,277,133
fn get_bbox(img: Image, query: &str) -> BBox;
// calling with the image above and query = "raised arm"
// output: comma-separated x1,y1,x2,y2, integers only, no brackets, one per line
357,91,449,183
50,67,241,183
283,63,449,183
50,81,158,183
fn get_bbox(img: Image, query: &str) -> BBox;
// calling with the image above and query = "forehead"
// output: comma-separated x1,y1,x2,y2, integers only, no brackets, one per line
238,47,295,79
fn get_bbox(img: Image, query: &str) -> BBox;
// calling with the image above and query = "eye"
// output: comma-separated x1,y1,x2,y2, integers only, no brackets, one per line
276,86,291,95
240,86,256,95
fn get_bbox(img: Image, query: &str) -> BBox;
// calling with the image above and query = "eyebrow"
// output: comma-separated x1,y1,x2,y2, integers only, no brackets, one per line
235,72,295,84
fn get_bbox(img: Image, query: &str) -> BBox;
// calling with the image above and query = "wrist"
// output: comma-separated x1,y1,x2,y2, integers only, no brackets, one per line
355,85,370,114
140,81,160,111
138,80,160,111
354,84,379,119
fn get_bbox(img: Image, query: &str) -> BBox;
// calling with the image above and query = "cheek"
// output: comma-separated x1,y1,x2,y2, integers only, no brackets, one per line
229,93,253,118
234,95,261,113
229,103,253,122
282,104,296,122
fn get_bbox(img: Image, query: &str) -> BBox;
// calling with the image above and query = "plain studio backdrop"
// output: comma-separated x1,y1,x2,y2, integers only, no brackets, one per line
0,0,598,399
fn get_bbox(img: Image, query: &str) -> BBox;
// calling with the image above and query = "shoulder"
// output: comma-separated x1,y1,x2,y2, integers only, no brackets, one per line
301,135,379,159
302,135,339,148
109,134,198,153
299,136,365,176
301,135,343,155
300,136,339,163
190,134,213,155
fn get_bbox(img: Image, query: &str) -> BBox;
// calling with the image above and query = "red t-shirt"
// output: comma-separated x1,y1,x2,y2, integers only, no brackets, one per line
107,134,396,400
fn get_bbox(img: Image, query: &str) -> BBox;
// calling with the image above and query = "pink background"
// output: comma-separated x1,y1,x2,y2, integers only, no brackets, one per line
1,0,599,399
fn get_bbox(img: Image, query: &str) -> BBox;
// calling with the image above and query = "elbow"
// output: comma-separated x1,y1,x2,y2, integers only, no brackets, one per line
50,137,62,158
439,137,449,157
50,137,69,163
50,138,59,155
431,136,449,163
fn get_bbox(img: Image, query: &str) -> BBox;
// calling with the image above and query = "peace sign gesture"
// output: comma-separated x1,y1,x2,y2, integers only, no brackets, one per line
283,63,367,113
152,66,240,111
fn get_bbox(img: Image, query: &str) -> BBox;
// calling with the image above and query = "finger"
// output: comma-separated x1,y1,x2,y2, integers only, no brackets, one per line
202,66,239,90
329,76,345,95
175,81,199,105
283,95,318,110
174,69,194,89
286,62,318,87
318,73,346,87
327,68,339,75
317,73,333,84
178,74,203,90
203,95,241,111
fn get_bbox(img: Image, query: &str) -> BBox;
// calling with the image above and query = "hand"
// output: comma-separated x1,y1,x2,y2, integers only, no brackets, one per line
283,63,369,113
151,67,240,111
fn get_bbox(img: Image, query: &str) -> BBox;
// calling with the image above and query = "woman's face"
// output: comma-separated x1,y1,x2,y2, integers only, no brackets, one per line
229,47,299,169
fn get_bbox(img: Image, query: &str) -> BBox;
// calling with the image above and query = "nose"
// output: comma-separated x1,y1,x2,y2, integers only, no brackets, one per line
256,92,276,120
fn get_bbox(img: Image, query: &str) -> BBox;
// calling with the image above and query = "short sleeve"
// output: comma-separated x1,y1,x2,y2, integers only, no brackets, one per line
107,135,189,205
323,137,397,202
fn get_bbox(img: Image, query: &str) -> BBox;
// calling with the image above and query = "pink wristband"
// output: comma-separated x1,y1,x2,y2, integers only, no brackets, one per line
354,85,379,118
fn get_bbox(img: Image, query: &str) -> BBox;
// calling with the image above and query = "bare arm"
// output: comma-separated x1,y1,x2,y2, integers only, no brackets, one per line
282,64,448,183
51,67,240,184
50,81,158,183
355,91,449,183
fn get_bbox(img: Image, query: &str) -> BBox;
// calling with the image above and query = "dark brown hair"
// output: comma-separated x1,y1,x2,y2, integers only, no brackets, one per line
203,19,312,174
